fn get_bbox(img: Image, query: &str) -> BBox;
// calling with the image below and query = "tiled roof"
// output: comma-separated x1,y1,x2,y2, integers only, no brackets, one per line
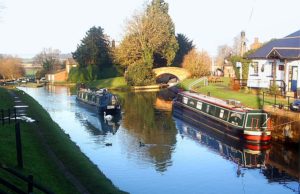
247,30,300,59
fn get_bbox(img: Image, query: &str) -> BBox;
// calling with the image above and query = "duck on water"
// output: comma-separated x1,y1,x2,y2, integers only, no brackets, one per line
76,88,121,115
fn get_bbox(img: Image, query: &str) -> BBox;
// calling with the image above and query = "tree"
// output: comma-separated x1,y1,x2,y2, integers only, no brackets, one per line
34,48,61,75
215,44,233,67
182,49,211,78
115,0,178,68
125,63,156,86
72,26,111,68
172,34,194,67
0,56,24,79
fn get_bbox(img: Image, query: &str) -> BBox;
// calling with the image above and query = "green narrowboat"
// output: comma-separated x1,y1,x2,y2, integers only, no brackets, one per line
173,91,272,144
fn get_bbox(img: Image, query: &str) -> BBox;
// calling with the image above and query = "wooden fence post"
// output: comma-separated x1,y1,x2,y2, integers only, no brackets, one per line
14,108,17,123
15,122,23,169
8,109,10,124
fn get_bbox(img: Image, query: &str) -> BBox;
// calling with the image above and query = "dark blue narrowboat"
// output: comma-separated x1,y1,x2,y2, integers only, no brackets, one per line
173,91,272,144
76,88,121,115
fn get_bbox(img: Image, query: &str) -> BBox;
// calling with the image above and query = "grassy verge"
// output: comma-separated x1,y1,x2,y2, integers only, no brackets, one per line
0,87,128,194
179,78,290,109
87,77,128,90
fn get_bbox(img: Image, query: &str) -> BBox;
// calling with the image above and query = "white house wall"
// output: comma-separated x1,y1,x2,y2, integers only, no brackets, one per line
247,59,300,92
247,59,285,88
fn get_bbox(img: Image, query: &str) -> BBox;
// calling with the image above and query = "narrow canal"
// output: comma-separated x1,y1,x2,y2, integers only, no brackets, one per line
20,86,299,194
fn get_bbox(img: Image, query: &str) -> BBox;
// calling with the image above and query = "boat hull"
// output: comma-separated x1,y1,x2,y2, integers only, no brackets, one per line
173,102,271,145
76,97,121,115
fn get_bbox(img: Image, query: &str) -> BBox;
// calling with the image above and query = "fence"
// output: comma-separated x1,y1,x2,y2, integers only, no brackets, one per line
0,164,54,194
262,92,298,110
1,108,17,125
0,111,54,193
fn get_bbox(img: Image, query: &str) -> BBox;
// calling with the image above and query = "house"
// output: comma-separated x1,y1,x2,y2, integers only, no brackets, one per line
247,30,300,97
46,58,77,83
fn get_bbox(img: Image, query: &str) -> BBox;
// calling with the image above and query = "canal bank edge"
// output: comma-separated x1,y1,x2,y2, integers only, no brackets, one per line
2,87,128,194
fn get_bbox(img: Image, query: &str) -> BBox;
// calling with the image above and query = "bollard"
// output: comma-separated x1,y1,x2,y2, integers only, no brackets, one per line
28,175,33,193
15,122,23,169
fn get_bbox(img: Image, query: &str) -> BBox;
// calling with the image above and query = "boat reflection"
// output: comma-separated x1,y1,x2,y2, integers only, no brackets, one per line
75,101,121,136
173,115,299,193
173,116,270,169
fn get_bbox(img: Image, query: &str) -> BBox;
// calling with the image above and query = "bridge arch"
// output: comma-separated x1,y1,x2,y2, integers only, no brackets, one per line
153,67,190,83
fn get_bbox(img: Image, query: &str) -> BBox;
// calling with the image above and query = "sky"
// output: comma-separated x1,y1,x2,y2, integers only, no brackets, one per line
0,0,299,58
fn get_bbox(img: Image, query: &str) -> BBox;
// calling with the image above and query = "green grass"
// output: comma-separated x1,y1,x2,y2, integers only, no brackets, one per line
87,77,128,90
179,77,290,109
0,87,128,194
25,68,38,76
0,87,14,109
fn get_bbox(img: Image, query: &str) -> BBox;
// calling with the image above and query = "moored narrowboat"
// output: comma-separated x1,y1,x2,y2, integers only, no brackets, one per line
76,88,121,114
173,91,272,144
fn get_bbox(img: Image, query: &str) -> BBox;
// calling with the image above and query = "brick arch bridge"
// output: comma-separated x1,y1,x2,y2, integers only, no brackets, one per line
153,67,190,81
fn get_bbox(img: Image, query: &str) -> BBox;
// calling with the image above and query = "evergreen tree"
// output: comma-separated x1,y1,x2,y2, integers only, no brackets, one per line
72,26,111,68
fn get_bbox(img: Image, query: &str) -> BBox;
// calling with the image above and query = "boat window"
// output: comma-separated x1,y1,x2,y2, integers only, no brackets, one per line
219,109,224,118
206,105,210,112
209,106,216,115
196,101,203,110
183,97,188,104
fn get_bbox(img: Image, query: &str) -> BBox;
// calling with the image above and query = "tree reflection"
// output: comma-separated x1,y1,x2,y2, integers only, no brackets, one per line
121,92,177,172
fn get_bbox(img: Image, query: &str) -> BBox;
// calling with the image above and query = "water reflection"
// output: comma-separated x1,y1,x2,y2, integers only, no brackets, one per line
120,92,177,172
173,112,300,193
173,116,269,169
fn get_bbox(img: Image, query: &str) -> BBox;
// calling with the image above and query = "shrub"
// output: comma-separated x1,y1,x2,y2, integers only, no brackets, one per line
125,64,156,86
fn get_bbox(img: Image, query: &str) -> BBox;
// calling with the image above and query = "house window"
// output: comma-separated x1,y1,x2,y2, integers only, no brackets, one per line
251,62,258,75
279,65,284,71
196,101,203,110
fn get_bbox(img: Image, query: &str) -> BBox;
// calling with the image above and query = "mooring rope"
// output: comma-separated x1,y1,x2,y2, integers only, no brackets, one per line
271,120,299,129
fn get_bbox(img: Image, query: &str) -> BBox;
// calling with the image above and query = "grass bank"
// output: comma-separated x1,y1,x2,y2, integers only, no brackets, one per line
0,87,128,194
178,77,289,109
87,77,128,90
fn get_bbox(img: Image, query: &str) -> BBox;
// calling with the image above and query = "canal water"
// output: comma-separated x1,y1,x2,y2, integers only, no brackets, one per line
20,86,299,194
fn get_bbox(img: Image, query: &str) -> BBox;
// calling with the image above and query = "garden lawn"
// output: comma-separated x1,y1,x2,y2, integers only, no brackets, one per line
179,77,289,109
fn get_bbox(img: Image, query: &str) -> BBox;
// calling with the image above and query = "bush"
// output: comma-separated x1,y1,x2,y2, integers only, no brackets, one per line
125,64,156,86
68,64,124,83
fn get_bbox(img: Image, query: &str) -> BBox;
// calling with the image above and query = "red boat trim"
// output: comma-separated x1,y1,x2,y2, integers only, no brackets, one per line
243,135,271,141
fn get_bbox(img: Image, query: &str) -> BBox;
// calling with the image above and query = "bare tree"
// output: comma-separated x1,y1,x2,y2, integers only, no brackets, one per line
182,49,211,78
34,48,61,73
0,56,24,80
215,44,233,67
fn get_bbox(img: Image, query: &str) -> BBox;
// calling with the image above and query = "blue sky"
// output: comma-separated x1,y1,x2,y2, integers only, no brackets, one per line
0,0,299,58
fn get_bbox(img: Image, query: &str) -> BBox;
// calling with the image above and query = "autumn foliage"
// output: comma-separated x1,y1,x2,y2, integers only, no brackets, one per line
182,49,211,78
0,56,24,80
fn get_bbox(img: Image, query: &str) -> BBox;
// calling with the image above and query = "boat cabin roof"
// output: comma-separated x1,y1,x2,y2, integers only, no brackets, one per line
180,91,253,112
